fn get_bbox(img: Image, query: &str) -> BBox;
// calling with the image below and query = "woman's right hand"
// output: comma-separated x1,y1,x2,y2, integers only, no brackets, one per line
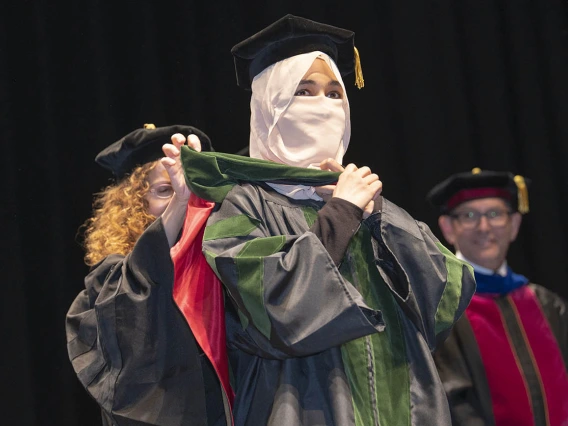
160,133,202,247
161,133,202,202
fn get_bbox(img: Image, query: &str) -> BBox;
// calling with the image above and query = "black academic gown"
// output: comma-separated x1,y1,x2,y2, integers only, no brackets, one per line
66,218,229,426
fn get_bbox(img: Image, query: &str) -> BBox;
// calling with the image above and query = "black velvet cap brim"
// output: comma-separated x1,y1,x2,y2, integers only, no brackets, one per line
426,169,531,214
231,14,355,90
95,124,213,179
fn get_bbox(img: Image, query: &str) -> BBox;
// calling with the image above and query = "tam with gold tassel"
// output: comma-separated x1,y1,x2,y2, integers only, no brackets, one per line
426,167,532,215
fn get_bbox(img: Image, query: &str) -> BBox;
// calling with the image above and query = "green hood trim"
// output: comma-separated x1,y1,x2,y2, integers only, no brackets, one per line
181,147,341,203
434,242,474,335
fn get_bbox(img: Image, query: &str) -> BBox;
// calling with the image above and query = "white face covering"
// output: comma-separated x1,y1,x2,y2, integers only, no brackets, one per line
276,96,346,169
249,51,351,200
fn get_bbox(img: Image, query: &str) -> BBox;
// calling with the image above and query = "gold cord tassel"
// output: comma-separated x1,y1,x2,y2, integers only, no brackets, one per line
354,46,364,89
513,175,530,214
143,123,156,129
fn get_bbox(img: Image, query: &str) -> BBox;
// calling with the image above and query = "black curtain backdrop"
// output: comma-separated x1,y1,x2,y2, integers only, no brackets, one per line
3,1,568,424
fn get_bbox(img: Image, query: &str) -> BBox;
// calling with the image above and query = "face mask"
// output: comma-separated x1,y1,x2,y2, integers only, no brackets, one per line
275,95,346,169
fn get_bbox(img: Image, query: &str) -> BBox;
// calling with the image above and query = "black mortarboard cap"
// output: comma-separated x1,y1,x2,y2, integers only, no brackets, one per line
426,167,530,215
95,123,213,179
231,14,364,90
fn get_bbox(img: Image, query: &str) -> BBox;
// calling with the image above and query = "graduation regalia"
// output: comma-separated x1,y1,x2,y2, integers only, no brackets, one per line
177,148,476,426
166,15,476,425
65,124,230,426
433,270,568,426
66,218,228,426
427,167,568,425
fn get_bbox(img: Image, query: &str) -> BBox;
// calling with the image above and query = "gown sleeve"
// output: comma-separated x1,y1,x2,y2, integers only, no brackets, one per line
65,218,226,426
363,197,477,350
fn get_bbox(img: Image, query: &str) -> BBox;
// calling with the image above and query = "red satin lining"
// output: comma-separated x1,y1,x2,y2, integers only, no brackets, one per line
447,188,511,210
171,195,235,422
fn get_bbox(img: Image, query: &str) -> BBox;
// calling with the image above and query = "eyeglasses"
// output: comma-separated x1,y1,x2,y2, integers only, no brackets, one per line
148,183,174,199
450,209,512,229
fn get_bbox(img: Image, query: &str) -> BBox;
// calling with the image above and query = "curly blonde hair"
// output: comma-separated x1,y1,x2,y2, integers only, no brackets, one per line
82,161,159,266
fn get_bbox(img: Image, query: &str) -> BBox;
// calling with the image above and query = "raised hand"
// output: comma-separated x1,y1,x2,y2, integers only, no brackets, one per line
316,158,382,218
161,133,202,202
334,163,382,211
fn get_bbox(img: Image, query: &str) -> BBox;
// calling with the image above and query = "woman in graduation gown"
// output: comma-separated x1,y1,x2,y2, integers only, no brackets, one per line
179,15,477,426
65,124,229,426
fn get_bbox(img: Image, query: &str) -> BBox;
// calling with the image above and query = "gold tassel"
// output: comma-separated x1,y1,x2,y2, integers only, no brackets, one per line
353,46,364,89
513,175,530,214
471,167,482,174
143,123,156,129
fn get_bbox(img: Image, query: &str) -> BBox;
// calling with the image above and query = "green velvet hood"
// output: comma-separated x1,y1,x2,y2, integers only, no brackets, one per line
181,147,341,203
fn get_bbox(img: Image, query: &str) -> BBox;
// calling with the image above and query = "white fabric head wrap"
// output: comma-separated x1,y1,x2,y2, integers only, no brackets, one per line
249,51,351,200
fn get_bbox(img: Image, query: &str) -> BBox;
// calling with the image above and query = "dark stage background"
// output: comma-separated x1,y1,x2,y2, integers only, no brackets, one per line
3,1,568,424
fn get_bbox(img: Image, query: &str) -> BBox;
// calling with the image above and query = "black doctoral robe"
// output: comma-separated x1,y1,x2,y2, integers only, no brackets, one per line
66,218,229,426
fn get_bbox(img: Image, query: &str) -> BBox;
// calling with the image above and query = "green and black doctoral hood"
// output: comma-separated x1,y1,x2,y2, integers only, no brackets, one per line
180,147,341,203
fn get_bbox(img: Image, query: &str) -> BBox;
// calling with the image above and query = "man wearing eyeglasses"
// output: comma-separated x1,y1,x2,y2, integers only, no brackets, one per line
426,168,568,426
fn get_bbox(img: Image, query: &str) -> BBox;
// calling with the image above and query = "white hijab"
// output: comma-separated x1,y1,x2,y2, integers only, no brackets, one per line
249,51,351,200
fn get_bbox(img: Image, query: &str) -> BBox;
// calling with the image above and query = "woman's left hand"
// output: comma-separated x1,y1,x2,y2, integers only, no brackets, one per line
161,133,202,203
316,158,379,219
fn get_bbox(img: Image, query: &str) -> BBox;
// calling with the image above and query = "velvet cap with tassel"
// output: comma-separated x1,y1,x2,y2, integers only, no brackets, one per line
231,14,364,90
95,123,213,179
426,167,531,215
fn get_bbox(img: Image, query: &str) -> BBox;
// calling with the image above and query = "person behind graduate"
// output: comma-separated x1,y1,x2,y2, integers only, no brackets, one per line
65,123,230,426
176,14,476,426
426,168,568,426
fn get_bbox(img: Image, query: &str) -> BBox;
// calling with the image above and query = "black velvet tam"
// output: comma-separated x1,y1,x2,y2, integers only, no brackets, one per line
231,14,356,90
426,168,531,214
95,124,213,179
